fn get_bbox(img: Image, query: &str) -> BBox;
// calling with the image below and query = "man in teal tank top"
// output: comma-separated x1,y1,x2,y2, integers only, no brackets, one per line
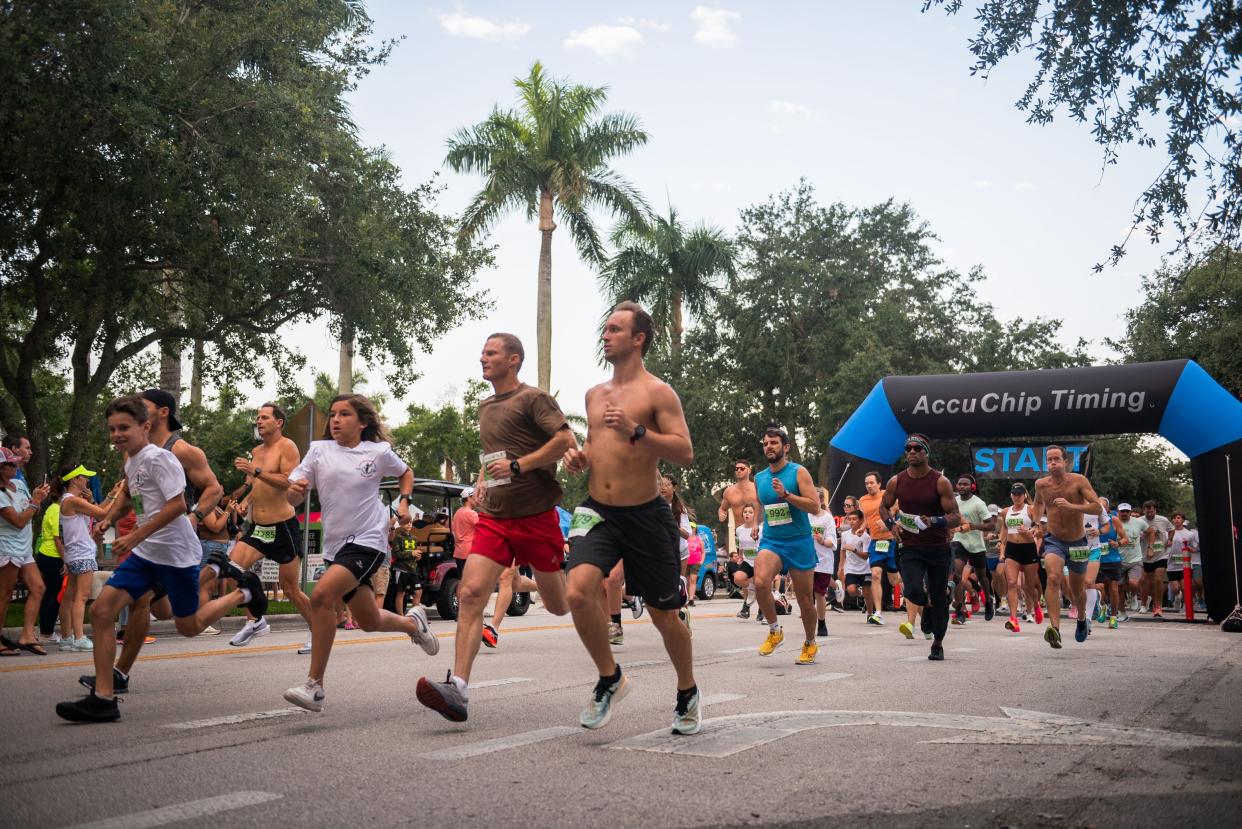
752,426,822,666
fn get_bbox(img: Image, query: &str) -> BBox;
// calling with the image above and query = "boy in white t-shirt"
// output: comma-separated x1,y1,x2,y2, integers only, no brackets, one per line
810,489,838,638
56,396,267,723
839,510,873,616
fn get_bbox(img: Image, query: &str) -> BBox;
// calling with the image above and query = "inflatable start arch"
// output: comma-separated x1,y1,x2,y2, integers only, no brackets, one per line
827,360,1242,625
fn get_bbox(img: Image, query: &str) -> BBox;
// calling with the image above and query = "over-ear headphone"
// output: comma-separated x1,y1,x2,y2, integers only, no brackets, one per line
960,473,978,493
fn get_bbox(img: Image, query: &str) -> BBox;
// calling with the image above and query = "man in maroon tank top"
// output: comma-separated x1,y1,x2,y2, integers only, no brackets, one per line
878,434,961,661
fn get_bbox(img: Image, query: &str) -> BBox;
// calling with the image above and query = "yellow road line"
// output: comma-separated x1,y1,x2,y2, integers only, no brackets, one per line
0,613,734,674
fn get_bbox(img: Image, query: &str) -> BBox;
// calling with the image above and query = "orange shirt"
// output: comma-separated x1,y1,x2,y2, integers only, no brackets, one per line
451,506,478,560
858,491,894,541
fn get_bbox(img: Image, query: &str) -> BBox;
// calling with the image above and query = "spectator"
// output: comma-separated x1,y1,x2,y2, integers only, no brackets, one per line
451,488,478,581
0,433,31,483
35,479,64,641
54,465,112,651
0,446,51,655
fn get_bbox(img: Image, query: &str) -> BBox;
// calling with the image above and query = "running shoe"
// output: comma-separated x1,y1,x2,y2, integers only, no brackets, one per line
236,572,269,619
343,620,359,630
796,641,818,665
1152,610,1164,620
829,602,845,614
756,611,765,624
406,605,439,655
580,671,629,729
1095,604,1109,624
737,602,751,619
1033,605,1044,625
984,596,995,622
201,625,221,636
229,617,270,647
1108,616,1119,630
928,644,945,661
898,621,914,640
59,636,78,652
1044,625,1063,649
1116,613,1130,623
481,623,499,649
951,614,967,626
297,640,313,655
416,671,468,722
759,628,785,656
1074,619,1088,643
630,595,645,619
679,608,692,639
866,614,884,626
1069,605,1079,620
79,667,128,694
608,622,624,646
671,688,702,735
55,692,120,723
816,620,828,638
284,678,325,712
71,636,93,652
1005,618,1020,633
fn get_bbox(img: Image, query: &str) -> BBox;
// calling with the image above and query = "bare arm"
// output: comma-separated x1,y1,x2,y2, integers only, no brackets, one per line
180,444,222,526
936,477,962,528
246,441,300,491
519,426,578,472
62,494,111,520
780,465,820,515
878,477,899,526
1112,516,1129,547
646,382,694,466
998,508,1009,558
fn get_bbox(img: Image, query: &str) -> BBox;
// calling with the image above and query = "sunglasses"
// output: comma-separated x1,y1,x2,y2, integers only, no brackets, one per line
904,444,927,453
734,466,748,471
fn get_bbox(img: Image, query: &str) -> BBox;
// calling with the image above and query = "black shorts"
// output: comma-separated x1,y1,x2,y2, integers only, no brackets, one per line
1143,560,1168,574
241,516,303,565
727,560,755,580
390,568,422,592
952,543,987,573
1005,542,1038,566
330,543,388,603
1098,562,1123,582
567,497,682,610
844,572,871,589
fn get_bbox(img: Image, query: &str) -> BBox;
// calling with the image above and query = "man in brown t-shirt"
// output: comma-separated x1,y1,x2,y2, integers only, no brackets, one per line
417,333,576,723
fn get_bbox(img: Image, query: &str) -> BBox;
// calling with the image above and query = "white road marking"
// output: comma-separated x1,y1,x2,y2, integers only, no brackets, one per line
610,707,1242,758
625,659,665,668
701,693,746,706
471,677,532,688
950,647,978,653
164,709,306,730
862,630,890,636
716,646,756,654
64,791,282,829
796,672,853,684
418,726,579,761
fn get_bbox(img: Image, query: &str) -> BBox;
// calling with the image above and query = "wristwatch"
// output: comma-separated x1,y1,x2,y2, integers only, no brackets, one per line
253,467,263,479
509,459,522,477
629,424,647,445
399,493,412,503
193,509,206,522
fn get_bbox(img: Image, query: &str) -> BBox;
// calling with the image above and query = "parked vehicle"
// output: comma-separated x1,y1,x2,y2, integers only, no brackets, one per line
694,524,722,600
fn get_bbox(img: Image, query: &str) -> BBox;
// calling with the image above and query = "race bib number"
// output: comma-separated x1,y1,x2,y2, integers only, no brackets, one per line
898,513,922,533
1152,541,1165,553
568,507,604,539
743,549,758,562
480,451,510,487
252,524,277,544
1006,515,1023,529
131,493,144,517
1068,545,1091,562
873,540,891,553
764,502,792,526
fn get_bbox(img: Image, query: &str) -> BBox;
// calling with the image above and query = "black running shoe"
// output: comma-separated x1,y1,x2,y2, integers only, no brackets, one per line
237,571,269,619
928,644,945,661
56,692,120,722
816,620,829,638
984,595,995,622
79,667,128,694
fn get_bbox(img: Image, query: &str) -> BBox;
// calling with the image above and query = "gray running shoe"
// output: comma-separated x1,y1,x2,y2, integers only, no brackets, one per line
630,595,645,619
580,672,629,729
229,617,270,647
406,605,439,655
416,671,468,722
608,622,624,645
297,640,313,655
283,678,325,712
671,689,702,735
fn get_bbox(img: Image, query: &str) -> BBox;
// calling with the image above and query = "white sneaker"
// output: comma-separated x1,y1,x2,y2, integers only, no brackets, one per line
48,632,63,644
297,640,313,655
671,689,702,735
72,636,94,652
405,606,439,655
201,625,221,636
283,678,325,712
59,636,77,652
229,618,270,647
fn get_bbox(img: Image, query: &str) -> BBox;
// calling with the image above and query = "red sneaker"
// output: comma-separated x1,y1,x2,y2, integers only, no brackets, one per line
1005,618,1020,633
481,624,499,649
1034,605,1044,625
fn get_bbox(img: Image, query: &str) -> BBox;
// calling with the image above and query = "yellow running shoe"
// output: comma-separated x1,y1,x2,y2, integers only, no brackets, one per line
899,621,914,640
759,628,785,656
796,641,818,665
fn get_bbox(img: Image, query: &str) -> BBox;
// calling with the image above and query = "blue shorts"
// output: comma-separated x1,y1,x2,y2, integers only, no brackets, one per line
986,556,1000,573
199,539,230,568
1043,535,1091,575
759,535,817,572
67,558,98,576
1089,547,1102,562
106,554,200,618
867,538,899,572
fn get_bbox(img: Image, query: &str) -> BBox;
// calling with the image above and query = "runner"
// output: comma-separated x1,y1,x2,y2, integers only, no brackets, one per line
950,474,996,624
1093,497,1129,628
200,403,313,650
661,473,694,631
0,447,51,657
839,509,873,614
810,487,838,638
718,459,759,559
749,425,821,665
283,394,439,712
859,471,908,630
1030,445,1103,648
879,434,960,660
998,484,1042,632
984,504,1006,615
1139,500,1173,618
56,396,267,721
561,301,700,734
416,333,574,722
1082,495,1123,631
728,503,761,617
1166,512,1199,612
1115,502,1147,615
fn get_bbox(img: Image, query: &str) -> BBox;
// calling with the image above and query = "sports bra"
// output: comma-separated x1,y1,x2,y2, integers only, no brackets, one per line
1003,504,1033,533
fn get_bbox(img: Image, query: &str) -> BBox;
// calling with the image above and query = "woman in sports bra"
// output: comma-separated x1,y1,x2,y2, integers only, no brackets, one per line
999,482,1042,632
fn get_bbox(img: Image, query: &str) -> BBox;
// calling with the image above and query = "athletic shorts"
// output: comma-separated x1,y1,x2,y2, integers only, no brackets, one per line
0,552,34,568
813,571,834,596
329,543,388,604
240,515,303,565
727,559,755,581
1122,562,1144,583
1143,559,1168,574
985,556,1000,573
106,554,199,618
952,543,987,574
760,534,816,572
66,557,98,576
867,538,899,572
472,509,564,573
1089,547,1102,562
567,497,682,610
1043,534,1091,575
844,572,871,589
199,539,229,569
390,568,422,593
1005,542,1039,566
1098,562,1123,582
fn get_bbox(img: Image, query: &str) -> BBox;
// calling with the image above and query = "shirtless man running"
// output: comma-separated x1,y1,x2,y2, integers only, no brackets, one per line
718,459,758,556
563,301,700,735
1030,444,1103,648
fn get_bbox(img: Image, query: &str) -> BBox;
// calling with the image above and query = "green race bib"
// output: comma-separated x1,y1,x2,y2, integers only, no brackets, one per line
1068,545,1091,562
1006,516,1023,529
764,502,792,526
131,493,144,517
253,524,277,544
1152,542,1165,553
569,507,604,539
873,540,891,553
898,513,920,533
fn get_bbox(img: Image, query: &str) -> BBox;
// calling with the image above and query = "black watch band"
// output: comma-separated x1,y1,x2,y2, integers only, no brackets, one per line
509,459,522,477
629,424,647,444
399,493,412,503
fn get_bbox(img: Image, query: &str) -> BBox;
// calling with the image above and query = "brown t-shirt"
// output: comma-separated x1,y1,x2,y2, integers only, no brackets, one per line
478,384,568,519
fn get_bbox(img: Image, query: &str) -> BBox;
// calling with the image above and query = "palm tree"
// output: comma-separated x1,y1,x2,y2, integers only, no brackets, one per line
598,206,737,363
446,61,650,391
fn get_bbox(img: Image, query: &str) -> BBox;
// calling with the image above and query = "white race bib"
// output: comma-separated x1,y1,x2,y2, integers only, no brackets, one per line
568,507,603,539
873,540,891,553
764,502,792,526
480,450,510,488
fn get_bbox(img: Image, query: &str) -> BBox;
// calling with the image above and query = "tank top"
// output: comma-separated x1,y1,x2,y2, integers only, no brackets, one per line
755,461,811,541
59,493,96,563
891,468,949,549
1003,504,1033,534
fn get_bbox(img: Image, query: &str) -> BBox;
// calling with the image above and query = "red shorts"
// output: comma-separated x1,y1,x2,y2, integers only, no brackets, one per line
471,509,565,573
813,571,834,596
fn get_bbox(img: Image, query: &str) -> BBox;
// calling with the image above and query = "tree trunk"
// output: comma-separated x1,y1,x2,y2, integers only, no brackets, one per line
338,321,355,394
671,288,684,365
190,340,204,408
159,275,182,402
536,187,556,392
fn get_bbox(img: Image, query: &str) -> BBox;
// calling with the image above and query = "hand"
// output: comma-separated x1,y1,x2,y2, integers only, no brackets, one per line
486,457,511,481
602,401,636,436
960,521,972,532
919,515,932,526
91,519,111,541
234,456,256,475
563,447,590,474
1052,497,1070,508
397,503,411,526
750,527,759,540
771,478,787,500
112,533,137,557
31,483,50,504
288,479,309,498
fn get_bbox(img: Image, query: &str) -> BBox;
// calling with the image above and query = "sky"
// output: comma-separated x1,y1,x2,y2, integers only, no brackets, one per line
248,1,1185,430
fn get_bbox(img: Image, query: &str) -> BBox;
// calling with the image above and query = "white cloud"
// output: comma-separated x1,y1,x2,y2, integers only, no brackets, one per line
1014,180,1038,191
564,24,644,59
691,6,740,48
618,16,671,32
437,12,531,41
769,99,813,117
974,179,991,189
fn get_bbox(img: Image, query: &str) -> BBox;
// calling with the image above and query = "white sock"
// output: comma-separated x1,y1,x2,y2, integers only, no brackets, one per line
238,587,252,604
769,623,780,633
208,563,221,577
1086,589,1099,618
450,674,469,699
746,586,755,603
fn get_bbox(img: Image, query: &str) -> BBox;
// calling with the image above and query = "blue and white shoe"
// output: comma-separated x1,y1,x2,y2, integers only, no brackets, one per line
672,689,702,735
1074,619,1089,643
580,672,629,729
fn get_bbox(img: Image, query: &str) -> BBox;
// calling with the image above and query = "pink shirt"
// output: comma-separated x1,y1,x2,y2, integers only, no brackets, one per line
451,506,478,560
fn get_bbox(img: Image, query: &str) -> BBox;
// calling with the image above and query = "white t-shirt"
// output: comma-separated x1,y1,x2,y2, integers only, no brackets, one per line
735,524,760,560
809,510,837,573
289,440,408,560
125,443,200,568
677,511,691,560
840,529,872,576
0,478,33,560
1167,528,1200,569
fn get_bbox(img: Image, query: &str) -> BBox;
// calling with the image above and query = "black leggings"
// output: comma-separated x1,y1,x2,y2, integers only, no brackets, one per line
899,545,952,643
35,553,63,636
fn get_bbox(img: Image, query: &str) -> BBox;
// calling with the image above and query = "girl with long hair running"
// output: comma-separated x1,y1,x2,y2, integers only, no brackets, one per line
999,482,1043,633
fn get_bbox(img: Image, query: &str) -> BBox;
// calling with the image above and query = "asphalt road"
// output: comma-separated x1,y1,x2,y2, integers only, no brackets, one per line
3,597,1241,829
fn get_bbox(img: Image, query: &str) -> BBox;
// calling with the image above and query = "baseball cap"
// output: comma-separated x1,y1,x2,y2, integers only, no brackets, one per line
1117,502,1133,512
140,389,183,432
0,447,19,465
460,487,475,500
1010,483,1027,494
987,504,1000,515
